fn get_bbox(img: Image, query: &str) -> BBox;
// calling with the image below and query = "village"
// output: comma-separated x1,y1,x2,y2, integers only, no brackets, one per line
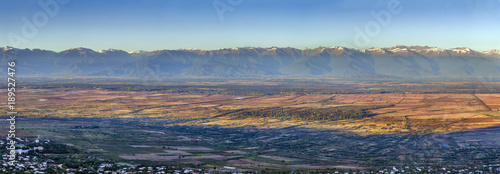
1,134,499,173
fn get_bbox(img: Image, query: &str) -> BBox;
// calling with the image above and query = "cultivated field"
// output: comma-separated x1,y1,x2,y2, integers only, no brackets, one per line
3,85,500,135
1,80,500,170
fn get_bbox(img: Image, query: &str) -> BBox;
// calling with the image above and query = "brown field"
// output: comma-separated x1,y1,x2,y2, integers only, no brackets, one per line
287,164,365,170
130,145,153,148
185,155,227,160
165,146,213,151
119,154,181,161
119,145,221,161
3,88,500,135
227,159,282,169
163,150,193,155
258,155,299,162
476,94,500,110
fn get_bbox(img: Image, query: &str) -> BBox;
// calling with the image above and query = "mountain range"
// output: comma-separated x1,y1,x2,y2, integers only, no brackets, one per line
2,45,500,79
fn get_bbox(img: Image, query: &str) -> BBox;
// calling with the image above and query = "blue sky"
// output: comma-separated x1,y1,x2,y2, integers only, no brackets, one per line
0,0,499,52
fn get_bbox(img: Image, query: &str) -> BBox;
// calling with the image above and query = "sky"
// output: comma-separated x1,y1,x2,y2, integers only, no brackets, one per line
0,0,499,52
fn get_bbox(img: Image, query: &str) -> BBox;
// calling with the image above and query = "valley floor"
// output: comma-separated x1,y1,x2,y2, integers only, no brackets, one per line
1,80,499,171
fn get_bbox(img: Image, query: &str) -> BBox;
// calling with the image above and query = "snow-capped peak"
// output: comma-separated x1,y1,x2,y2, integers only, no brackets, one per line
328,46,345,50
69,47,95,52
425,47,444,52
364,47,385,53
451,47,472,53
407,47,444,54
98,49,121,53
483,49,500,55
388,47,408,53
128,50,149,54
178,48,201,51
2,46,19,51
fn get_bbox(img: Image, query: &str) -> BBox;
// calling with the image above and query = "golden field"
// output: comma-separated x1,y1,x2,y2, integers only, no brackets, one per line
3,88,500,135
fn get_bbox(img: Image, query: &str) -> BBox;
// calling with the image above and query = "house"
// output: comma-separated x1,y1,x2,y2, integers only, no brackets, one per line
223,166,236,170
16,149,31,155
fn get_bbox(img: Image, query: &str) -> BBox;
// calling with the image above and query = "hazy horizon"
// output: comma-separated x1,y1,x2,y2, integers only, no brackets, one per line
1,0,500,52
2,45,499,53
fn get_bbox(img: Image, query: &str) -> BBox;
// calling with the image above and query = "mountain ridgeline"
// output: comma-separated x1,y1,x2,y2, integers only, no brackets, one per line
2,45,500,79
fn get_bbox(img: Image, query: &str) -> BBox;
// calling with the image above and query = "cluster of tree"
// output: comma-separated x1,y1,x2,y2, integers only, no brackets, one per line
231,105,393,121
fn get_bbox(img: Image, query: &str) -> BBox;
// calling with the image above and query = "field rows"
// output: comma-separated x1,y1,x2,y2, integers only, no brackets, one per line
2,89,500,134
